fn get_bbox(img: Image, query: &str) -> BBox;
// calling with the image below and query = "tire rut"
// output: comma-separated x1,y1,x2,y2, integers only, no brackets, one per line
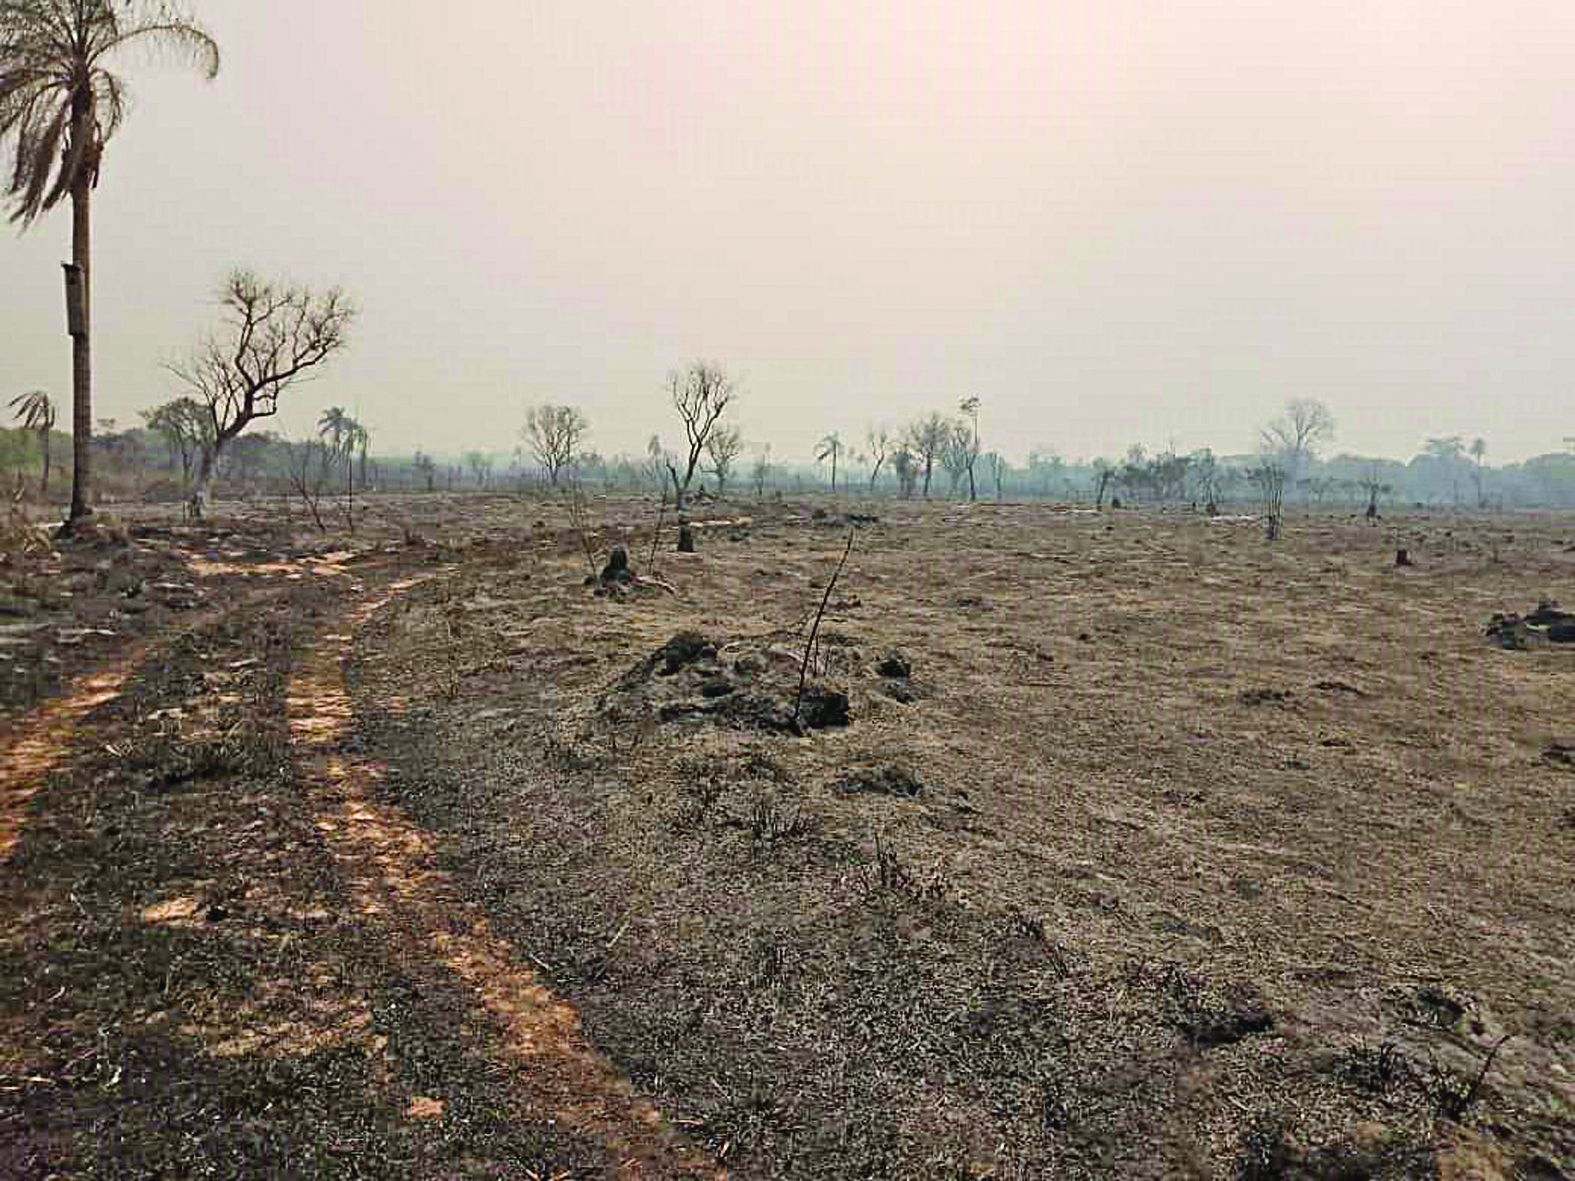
288,577,724,1181
0,595,262,865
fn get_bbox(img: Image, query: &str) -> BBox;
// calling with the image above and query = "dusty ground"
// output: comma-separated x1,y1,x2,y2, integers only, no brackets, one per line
2,490,1573,1178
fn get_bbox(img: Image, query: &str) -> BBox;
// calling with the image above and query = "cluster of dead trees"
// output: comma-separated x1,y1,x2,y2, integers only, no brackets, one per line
867,398,988,500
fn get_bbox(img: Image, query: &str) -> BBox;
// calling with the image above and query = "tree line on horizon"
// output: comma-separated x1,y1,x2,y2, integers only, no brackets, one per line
9,381,1575,514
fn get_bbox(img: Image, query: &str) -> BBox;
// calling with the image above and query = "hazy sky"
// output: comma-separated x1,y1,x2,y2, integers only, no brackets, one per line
5,0,1574,464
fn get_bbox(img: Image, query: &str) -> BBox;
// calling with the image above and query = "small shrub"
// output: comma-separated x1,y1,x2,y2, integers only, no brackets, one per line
748,794,816,844
1334,1039,1411,1095
860,831,945,902
670,772,728,833
1429,1035,1508,1122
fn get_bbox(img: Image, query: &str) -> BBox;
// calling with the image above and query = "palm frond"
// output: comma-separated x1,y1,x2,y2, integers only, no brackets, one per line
102,17,220,81
1,0,218,224
8,388,54,430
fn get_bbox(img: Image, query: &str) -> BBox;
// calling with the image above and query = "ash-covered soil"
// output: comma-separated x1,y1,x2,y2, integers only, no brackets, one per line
348,497,1575,1178
4,491,1573,1178
0,549,613,1179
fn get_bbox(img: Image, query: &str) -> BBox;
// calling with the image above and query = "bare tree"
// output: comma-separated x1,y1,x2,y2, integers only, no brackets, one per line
521,404,589,485
1260,398,1335,487
985,452,1006,501
906,413,949,498
865,425,891,491
663,360,737,535
168,269,355,512
8,390,54,494
2,0,220,527
958,396,981,500
1251,460,1287,541
1188,448,1218,512
892,445,919,498
412,450,436,492
941,420,973,497
815,431,844,492
1358,465,1390,521
750,444,772,498
704,423,743,496
285,437,335,530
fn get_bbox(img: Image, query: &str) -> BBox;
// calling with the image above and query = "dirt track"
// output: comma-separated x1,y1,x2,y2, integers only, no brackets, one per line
0,535,715,1178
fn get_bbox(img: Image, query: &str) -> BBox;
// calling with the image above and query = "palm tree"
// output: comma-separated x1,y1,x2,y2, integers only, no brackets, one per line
815,432,843,492
8,388,54,493
355,423,371,491
317,406,351,454
318,407,361,497
1,1,219,528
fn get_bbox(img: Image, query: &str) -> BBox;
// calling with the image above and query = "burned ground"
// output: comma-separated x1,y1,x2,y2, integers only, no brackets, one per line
349,498,1575,1177
2,492,1574,1178
0,550,613,1178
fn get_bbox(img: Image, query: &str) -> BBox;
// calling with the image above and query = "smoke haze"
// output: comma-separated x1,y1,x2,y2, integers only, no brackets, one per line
5,0,1573,463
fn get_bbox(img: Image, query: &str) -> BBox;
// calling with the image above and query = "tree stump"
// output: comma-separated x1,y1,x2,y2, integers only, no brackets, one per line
599,546,633,584
677,524,696,553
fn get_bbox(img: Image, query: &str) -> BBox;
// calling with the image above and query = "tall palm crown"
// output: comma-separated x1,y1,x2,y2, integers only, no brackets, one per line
0,1,218,224
318,407,353,454
2,0,218,525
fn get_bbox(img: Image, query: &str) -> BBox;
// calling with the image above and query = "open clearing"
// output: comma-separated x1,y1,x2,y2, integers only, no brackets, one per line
2,493,1573,1178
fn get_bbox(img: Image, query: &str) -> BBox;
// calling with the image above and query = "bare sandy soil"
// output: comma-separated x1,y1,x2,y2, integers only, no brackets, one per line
2,490,1572,1178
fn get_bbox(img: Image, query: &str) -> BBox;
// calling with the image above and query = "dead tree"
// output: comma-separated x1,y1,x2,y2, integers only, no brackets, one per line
704,423,743,496
906,413,949,498
865,426,891,491
1251,461,1287,541
1260,398,1335,489
958,396,981,501
167,269,355,514
750,445,773,498
520,405,589,485
985,452,1006,501
663,361,737,548
286,437,336,530
413,451,436,492
1358,467,1390,522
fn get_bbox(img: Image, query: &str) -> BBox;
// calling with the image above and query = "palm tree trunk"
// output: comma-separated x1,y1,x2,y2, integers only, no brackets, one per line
39,428,50,495
67,169,93,523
